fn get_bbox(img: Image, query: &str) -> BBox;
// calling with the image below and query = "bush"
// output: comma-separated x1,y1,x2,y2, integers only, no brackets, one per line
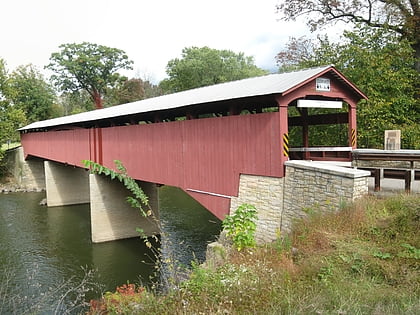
222,204,257,251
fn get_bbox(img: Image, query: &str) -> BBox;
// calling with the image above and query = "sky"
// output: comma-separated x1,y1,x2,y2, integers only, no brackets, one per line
1,0,316,83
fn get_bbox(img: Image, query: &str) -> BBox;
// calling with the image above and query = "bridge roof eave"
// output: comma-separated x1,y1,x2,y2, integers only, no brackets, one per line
19,65,365,132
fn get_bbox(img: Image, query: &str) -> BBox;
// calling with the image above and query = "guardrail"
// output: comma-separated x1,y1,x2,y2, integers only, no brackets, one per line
352,149,420,193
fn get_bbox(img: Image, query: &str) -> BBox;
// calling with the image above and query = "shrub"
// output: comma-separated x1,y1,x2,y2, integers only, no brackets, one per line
222,204,257,251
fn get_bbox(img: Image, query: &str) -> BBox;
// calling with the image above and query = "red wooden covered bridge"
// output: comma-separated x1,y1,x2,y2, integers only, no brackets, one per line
19,65,367,222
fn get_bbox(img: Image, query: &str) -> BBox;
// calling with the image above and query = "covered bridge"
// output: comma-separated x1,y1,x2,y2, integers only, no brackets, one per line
20,65,367,222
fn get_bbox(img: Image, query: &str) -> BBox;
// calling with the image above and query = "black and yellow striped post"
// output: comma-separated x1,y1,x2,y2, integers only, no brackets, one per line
351,128,356,147
283,133,289,157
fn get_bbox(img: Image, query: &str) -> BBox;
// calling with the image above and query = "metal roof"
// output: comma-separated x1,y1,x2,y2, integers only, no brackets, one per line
19,65,363,131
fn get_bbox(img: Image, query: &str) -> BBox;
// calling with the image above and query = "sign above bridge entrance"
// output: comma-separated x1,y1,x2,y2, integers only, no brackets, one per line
297,99,342,109
315,77,331,91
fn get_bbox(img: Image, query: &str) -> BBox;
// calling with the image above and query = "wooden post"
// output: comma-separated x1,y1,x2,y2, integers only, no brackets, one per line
348,104,357,149
301,108,309,159
374,169,381,192
405,170,411,193
278,103,289,177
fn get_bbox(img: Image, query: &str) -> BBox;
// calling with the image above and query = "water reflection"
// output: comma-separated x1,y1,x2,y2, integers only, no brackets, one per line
0,185,221,313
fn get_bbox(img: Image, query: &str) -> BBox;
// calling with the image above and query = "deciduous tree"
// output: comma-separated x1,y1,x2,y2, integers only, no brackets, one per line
160,46,268,93
0,59,26,162
106,78,145,106
276,26,420,148
276,0,420,74
8,65,58,122
46,42,133,109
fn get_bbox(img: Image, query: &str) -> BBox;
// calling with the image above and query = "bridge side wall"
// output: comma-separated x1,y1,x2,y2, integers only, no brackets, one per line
20,129,90,168
100,112,282,220
45,161,90,207
20,112,282,220
89,174,160,243
230,162,369,243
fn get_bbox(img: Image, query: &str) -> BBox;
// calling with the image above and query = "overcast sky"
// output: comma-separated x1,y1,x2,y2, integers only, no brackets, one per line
1,0,314,83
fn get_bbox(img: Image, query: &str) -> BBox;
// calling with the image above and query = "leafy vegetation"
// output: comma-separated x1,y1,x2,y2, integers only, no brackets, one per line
159,46,268,93
88,194,420,314
0,60,28,144
277,25,420,149
276,0,420,74
46,42,134,109
7,64,60,122
89,283,145,314
222,203,258,251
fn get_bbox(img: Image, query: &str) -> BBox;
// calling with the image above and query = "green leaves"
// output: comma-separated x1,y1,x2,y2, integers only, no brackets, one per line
276,25,420,149
46,42,134,108
222,204,258,251
0,59,28,145
160,46,268,93
82,159,150,217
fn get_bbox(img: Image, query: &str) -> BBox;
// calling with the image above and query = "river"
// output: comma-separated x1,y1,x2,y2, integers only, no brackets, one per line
0,186,221,314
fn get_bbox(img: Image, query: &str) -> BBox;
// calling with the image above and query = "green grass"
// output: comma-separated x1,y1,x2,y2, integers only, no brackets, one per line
1,142,20,151
89,194,420,314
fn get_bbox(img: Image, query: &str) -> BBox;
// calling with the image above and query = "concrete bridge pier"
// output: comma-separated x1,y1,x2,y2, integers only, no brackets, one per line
44,161,90,207
89,174,160,243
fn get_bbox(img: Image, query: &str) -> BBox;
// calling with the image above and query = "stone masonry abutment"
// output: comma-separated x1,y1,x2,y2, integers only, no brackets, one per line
229,161,370,243
4,147,45,191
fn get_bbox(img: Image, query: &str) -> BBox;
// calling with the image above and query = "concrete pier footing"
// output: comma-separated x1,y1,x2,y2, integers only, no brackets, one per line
44,161,89,207
44,161,90,207
89,173,160,243
42,160,159,243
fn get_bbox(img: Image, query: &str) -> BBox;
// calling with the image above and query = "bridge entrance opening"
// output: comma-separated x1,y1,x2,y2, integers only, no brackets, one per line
287,99,353,162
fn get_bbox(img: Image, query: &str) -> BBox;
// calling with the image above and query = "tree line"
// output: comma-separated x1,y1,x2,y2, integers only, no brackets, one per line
0,45,267,148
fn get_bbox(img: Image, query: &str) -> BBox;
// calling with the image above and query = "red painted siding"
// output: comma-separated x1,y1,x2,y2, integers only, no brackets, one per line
21,112,282,219
21,129,90,167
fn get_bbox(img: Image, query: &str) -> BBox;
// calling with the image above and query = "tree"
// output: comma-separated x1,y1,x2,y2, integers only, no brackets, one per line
105,78,145,106
276,26,420,149
8,65,58,122
276,0,420,74
59,90,95,115
143,80,163,99
46,42,133,109
0,59,26,163
160,46,268,93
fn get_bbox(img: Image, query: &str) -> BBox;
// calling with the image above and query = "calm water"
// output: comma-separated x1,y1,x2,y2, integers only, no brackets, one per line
0,186,221,314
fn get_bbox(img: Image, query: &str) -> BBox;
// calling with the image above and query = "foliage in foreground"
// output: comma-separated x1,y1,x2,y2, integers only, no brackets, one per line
89,194,419,314
222,203,258,251
0,265,101,315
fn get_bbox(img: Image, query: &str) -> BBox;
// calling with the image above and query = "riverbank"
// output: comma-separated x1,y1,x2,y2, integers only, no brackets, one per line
0,175,44,193
88,194,420,314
